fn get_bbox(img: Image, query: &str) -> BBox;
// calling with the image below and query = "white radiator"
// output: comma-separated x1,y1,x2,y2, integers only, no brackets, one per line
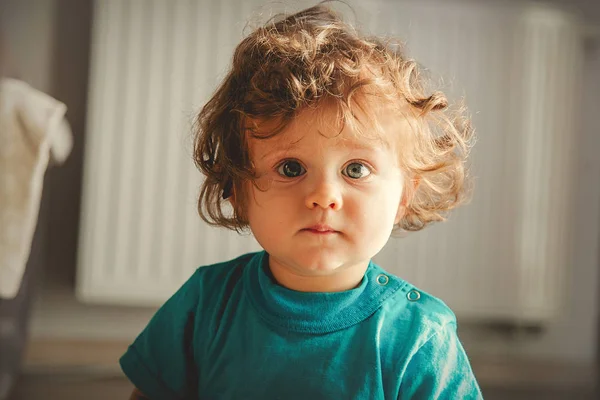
77,0,583,323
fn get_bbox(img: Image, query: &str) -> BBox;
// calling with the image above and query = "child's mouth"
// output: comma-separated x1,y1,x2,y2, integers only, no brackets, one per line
303,229,337,235
301,224,338,235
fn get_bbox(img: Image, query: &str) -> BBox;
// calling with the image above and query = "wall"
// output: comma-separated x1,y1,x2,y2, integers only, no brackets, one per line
0,0,55,92
462,36,600,363
544,36,600,362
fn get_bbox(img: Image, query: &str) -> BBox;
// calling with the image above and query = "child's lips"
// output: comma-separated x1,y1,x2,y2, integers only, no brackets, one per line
303,229,337,235
301,224,339,234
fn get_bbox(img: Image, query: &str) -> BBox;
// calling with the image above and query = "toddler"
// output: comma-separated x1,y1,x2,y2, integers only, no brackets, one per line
121,2,482,399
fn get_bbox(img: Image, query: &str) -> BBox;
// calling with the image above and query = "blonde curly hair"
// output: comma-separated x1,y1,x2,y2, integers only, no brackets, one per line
193,1,474,233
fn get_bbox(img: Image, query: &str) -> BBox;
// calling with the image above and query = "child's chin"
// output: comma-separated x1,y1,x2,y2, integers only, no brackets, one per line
290,253,347,274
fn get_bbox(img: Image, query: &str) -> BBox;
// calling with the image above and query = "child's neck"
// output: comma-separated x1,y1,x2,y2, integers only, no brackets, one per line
267,256,369,293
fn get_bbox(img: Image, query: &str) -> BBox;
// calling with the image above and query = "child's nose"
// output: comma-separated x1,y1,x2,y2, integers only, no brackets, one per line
304,177,343,211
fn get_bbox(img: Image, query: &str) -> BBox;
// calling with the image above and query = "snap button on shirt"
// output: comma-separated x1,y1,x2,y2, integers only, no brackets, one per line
407,289,421,301
376,274,389,286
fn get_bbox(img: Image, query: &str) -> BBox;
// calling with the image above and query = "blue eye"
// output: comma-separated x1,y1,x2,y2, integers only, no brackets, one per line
277,160,306,178
343,162,371,179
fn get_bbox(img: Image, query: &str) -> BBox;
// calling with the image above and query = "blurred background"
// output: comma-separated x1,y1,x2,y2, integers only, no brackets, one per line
0,0,599,399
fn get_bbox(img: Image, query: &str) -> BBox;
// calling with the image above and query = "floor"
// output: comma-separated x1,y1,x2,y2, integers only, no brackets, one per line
9,374,133,400
6,372,599,400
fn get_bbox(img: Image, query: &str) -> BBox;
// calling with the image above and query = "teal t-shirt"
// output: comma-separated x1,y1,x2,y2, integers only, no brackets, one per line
120,251,483,399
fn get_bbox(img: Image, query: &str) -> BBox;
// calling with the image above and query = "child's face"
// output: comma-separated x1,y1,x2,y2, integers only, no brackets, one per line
243,104,408,291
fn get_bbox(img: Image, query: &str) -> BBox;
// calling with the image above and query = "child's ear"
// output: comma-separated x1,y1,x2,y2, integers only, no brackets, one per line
223,180,236,206
394,176,421,225
229,187,236,206
222,178,233,201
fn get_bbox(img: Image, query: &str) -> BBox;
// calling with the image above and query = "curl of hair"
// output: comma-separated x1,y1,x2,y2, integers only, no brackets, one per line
193,1,474,233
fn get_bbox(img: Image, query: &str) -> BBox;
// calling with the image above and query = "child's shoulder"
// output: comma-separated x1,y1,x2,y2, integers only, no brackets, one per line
194,251,257,276
380,270,458,334
402,283,456,327
376,274,459,353
173,251,258,303
189,251,258,290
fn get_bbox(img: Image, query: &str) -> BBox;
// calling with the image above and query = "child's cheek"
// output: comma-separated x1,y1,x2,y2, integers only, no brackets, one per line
251,173,274,193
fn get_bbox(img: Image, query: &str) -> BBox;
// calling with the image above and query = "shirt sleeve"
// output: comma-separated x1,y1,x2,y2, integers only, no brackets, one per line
119,271,201,400
399,322,483,400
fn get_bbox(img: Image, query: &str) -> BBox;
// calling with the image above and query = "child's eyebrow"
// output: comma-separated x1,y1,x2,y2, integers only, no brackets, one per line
258,138,304,160
336,137,393,155
258,145,297,161
344,141,385,152
258,141,386,163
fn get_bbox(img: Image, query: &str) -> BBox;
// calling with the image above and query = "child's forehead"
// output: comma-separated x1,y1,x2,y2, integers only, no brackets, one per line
247,101,415,155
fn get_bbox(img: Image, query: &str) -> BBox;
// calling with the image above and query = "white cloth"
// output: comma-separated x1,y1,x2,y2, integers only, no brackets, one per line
0,78,72,299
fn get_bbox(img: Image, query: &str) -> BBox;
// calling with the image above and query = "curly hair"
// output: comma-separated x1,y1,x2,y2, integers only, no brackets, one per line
193,1,474,233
